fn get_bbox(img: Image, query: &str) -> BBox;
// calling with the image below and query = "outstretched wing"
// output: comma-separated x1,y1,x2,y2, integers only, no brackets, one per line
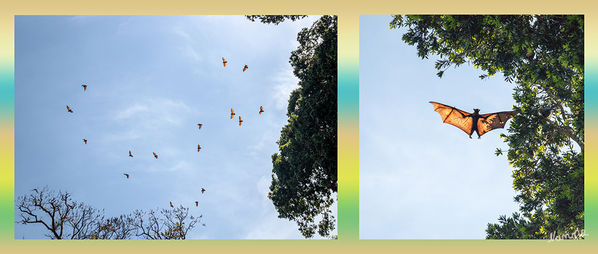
429,101,473,136
477,111,517,137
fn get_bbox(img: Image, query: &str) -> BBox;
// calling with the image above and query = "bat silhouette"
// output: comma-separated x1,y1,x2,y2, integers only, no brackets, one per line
66,105,73,113
222,57,227,67
239,116,243,126
169,201,174,208
429,101,517,139
259,106,264,115
153,152,158,159
129,150,133,157
195,201,199,207
83,139,87,144
197,144,201,152
243,65,248,72
231,108,235,119
82,84,87,91
123,173,130,179
198,123,203,130
201,188,206,194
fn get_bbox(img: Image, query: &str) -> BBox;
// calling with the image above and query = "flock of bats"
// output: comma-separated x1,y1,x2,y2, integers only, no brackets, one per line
63,57,265,209
61,57,516,217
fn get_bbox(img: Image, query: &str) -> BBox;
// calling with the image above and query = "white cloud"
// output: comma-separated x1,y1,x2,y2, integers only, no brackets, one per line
172,25,192,41
114,104,149,120
248,132,276,157
242,175,301,239
112,98,192,124
270,68,299,111
172,25,202,65
243,217,302,239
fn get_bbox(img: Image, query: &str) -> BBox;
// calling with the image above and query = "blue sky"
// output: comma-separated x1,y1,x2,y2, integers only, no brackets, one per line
359,15,520,239
14,15,327,239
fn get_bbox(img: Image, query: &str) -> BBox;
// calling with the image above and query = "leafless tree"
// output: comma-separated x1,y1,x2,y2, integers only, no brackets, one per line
17,188,202,239
133,206,200,240
17,187,101,239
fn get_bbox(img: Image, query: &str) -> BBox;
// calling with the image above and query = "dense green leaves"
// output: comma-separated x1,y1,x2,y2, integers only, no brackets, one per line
245,15,308,25
390,15,584,239
248,15,337,238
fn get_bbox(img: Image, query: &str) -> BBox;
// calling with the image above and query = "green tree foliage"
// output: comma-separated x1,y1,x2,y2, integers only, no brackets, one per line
245,15,307,25
390,15,584,239
247,15,337,238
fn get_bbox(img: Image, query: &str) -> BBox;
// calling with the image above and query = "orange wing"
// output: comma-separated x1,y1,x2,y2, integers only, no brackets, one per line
169,201,173,208
239,116,243,126
231,108,235,119
222,57,227,67
198,123,203,130
66,105,73,113
429,101,473,136
477,111,517,137
153,152,158,159
243,65,248,72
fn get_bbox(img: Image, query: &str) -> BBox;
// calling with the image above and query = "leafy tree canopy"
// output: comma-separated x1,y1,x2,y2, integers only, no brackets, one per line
247,15,337,238
390,15,584,239
245,15,308,25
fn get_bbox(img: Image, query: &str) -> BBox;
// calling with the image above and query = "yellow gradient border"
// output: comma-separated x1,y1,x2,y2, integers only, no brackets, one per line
0,0,595,253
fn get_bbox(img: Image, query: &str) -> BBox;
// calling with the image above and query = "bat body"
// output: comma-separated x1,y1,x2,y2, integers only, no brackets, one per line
83,139,87,144
201,188,206,194
82,84,87,91
429,101,517,139
153,152,158,159
123,173,130,179
222,57,227,67
195,201,199,207
66,105,73,113
239,116,243,126
231,108,235,119
243,65,248,72
169,201,173,208
259,106,264,115
198,123,203,130
197,144,201,152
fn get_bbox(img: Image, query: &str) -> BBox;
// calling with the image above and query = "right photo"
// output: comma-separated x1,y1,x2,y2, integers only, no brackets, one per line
359,15,584,239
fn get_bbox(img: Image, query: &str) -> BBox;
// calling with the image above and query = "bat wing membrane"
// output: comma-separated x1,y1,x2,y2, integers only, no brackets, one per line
429,101,473,136
477,111,517,136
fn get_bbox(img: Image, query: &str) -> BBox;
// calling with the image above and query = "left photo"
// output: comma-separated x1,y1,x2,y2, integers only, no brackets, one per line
14,15,337,239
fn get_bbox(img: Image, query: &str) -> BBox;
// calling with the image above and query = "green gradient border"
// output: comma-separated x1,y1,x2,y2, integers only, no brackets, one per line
0,0,596,253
